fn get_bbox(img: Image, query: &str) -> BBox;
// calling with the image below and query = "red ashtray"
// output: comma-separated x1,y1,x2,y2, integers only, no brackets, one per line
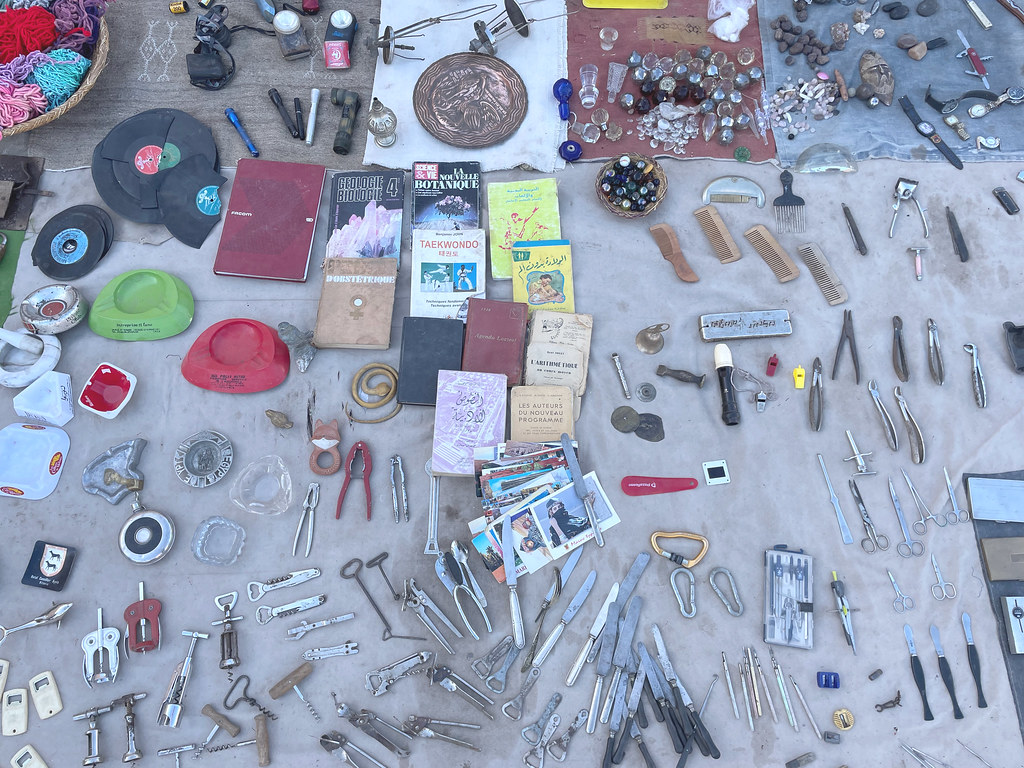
181,318,290,394
79,362,138,419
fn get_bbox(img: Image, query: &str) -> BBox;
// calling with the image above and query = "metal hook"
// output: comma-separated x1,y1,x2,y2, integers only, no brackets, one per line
650,531,709,567
709,567,743,617
670,568,696,618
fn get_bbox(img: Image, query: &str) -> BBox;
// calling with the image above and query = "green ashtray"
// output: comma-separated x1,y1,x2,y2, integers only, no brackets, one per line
89,269,195,341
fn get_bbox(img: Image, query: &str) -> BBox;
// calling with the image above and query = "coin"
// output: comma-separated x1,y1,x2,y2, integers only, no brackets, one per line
611,405,640,433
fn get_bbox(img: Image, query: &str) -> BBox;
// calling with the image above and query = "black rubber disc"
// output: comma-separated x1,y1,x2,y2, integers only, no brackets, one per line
31,205,111,280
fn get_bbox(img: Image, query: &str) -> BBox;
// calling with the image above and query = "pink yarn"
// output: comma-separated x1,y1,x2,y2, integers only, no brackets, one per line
0,79,47,131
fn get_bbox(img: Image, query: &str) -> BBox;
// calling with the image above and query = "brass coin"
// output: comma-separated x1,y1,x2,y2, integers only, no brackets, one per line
611,405,640,433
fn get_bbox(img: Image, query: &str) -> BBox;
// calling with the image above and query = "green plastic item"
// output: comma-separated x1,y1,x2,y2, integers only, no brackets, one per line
88,269,195,341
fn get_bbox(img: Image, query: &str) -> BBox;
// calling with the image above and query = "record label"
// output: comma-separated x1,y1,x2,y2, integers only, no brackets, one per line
134,145,163,174
196,186,221,215
160,143,182,170
51,228,88,264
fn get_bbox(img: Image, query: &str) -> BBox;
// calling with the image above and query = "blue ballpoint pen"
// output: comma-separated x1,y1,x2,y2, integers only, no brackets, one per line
225,107,259,157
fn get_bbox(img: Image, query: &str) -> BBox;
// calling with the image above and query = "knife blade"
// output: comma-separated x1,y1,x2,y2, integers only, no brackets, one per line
501,516,525,649
946,206,968,263
560,433,604,547
587,552,650,664
587,599,621,733
602,597,643,723
842,203,868,256
524,547,584,671
962,612,988,708
652,624,699,750
566,582,618,686
638,642,685,753
904,624,934,721
930,624,964,719
602,672,628,768
533,570,597,667
613,664,647,764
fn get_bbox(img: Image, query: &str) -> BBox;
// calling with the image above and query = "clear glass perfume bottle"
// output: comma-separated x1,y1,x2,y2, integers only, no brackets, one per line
366,97,398,148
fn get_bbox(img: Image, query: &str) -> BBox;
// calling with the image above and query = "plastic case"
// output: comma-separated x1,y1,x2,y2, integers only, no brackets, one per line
763,546,813,650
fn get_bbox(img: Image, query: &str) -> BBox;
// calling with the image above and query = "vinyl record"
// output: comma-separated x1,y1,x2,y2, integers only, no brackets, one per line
61,205,113,253
91,142,164,224
31,206,111,279
156,155,227,249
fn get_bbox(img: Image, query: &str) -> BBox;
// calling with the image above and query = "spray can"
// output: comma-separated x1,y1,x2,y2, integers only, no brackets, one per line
324,10,356,69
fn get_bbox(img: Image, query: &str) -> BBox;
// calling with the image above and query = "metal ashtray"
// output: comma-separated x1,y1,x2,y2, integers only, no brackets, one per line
20,284,89,334
173,430,233,488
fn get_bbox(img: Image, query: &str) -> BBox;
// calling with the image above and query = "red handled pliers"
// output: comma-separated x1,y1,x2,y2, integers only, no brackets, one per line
335,441,372,520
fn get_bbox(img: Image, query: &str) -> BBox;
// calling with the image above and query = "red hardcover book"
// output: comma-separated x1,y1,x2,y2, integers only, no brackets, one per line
462,298,528,386
213,158,326,282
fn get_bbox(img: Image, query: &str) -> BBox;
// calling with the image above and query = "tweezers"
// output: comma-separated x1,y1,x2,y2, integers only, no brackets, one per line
894,386,926,464
927,319,944,385
868,380,899,452
892,316,910,382
808,357,824,432
831,309,861,384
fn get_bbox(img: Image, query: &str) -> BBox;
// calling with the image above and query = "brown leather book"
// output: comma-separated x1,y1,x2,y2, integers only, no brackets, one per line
461,298,528,386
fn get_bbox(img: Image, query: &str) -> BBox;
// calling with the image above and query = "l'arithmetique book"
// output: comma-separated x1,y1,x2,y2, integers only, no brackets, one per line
527,310,593,395
431,370,507,477
412,161,481,231
410,229,486,321
510,239,575,315
324,170,405,268
486,178,561,280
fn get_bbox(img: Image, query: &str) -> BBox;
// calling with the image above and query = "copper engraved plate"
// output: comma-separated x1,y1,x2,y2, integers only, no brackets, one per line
413,53,529,148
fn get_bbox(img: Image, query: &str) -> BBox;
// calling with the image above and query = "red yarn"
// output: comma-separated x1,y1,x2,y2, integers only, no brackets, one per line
0,7,58,66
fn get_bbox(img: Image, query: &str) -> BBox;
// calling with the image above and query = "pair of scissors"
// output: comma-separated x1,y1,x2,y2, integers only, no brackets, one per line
930,555,957,600
904,469,958,534
944,467,971,523
888,570,915,613
850,478,890,554
889,477,925,558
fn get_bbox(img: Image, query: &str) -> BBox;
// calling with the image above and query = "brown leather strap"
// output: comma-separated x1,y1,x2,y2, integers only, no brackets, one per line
649,224,699,282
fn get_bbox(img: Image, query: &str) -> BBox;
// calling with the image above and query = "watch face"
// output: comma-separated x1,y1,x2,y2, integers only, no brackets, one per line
1008,86,1024,103
968,104,988,118
917,121,935,133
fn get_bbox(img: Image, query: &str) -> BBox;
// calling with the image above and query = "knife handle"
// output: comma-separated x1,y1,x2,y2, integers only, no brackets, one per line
621,476,700,496
585,498,605,547
663,704,686,753
967,644,988,708
910,654,934,721
690,707,720,759
674,735,694,768
566,636,595,686
601,731,616,768
601,669,621,723
644,681,663,723
587,676,605,733
995,0,1024,25
937,657,964,719
533,622,566,668
636,692,649,730
612,715,634,764
636,734,658,768
509,586,525,649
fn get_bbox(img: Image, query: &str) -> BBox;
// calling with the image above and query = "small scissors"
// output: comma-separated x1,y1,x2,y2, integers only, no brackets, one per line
889,477,925,558
930,555,957,601
888,569,915,613
943,467,971,523
850,478,890,553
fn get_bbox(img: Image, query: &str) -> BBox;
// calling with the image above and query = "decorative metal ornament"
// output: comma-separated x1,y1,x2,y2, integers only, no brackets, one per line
413,53,528,148
371,5,497,64
174,430,234,488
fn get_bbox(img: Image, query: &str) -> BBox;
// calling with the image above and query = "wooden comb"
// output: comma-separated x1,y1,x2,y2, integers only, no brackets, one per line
693,205,742,264
649,224,699,282
797,242,849,305
744,225,800,282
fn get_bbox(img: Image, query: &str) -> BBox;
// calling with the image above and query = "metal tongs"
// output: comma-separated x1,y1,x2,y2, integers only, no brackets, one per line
435,551,491,640
889,178,929,239
0,602,72,646
399,715,482,751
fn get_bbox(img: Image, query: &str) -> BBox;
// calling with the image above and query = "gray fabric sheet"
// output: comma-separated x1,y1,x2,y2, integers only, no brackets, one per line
759,0,1024,166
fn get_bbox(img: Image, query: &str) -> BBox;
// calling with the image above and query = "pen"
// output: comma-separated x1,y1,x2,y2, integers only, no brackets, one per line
268,88,299,138
294,97,305,141
305,88,321,147
224,107,259,157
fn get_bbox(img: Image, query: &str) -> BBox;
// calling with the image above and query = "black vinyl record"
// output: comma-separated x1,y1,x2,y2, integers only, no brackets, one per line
31,205,111,279
156,155,227,249
91,142,164,224
60,204,114,253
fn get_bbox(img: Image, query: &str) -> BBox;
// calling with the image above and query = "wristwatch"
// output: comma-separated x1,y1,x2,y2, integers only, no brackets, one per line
968,86,1024,118
898,95,964,170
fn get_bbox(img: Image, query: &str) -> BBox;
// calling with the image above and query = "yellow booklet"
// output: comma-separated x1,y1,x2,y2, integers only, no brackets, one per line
511,240,575,315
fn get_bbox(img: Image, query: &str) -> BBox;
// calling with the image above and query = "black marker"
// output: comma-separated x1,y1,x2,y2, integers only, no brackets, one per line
715,343,741,426
294,97,305,141
269,88,299,138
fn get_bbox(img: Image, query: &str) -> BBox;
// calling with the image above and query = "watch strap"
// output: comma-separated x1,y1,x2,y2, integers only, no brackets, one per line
934,137,965,169
898,95,922,123
924,85,1000,114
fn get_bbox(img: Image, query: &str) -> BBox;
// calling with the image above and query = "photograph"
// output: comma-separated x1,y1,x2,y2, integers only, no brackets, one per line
523,472,620,559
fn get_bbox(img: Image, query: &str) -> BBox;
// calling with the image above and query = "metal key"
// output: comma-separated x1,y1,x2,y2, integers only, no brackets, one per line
247,568,321,602
523,714,559,768
503,665,541,720
486,643,523,694
255,595,326,625
424,460,441,555
473,635,514,679
546,708,587,762
522,692,562,745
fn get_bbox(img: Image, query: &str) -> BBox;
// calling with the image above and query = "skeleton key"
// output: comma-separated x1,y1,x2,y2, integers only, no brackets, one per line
523,714,560,768
546,708,588,762
424,461,441,555
522,692,562,745
486,643,523,694
502,665,541,720
255,594,326,625
247,568,321,602
473,635,515,679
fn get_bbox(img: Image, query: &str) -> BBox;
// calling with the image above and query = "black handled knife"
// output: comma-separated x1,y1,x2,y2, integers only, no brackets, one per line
946,206,969,262
905,624,934,721
930,624,964,719
962,612,988,708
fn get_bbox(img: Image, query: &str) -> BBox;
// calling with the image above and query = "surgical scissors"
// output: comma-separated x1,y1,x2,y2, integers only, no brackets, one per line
904,468,957,534
850,478,890,553
889,477,925,557
888,570,915,613
943,467,970,523
930,555,957,601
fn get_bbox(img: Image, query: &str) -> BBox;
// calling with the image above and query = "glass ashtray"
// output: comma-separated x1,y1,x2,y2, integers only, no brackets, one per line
230,455,292,516
192,516,245,566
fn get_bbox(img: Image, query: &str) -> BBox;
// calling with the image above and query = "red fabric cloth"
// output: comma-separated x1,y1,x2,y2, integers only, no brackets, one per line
566,1,777,162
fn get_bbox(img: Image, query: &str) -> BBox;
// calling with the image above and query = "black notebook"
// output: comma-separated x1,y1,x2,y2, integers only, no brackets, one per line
396,316,465,406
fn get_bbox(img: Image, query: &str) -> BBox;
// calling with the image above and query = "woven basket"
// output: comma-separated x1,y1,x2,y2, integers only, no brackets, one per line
594,153,669,219
4,17,110,136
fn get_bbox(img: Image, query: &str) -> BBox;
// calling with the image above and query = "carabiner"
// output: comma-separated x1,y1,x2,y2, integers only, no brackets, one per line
709,567,743,617
670,567,696,618
650,531,709,568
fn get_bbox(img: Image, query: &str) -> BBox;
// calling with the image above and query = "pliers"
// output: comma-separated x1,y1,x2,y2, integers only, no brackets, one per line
335,441,372,521
436,552,491,640
293,482,318,557
808,357,824,432
402,577,463,655
831,309,861,384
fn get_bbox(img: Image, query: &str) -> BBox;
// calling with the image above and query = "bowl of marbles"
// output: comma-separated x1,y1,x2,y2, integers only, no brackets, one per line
595,154,668,218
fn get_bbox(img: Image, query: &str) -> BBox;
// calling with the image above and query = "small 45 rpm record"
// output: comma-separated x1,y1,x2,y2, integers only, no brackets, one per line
635,413,665,442
156,155,227,249
31,205,112,280
120,505,175,564
174,430,233,488
611,405,640,433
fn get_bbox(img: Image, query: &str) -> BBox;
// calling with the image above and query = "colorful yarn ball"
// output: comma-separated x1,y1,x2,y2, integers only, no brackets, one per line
0,49,52,84
0,78,47,129
0,6,57,64
1,1,53,9
50,0,106,52
26,47,88,109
